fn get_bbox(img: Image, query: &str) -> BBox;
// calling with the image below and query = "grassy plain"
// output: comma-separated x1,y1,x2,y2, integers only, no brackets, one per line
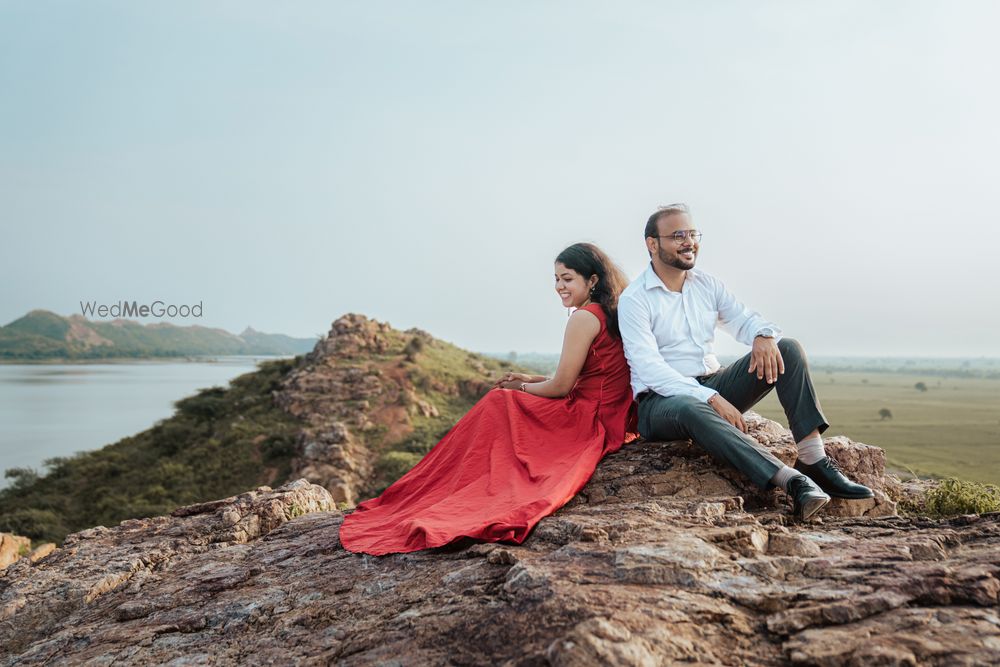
752,371,1000,484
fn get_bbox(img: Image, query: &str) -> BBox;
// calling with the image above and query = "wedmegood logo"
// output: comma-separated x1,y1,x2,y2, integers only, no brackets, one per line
79,301,204,318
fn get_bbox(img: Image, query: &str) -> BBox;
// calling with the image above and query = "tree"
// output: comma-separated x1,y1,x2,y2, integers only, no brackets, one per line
879,408,893,420
915,382,928,392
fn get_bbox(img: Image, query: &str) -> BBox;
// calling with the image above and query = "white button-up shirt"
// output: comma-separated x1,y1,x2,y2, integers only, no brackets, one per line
618,263,782,402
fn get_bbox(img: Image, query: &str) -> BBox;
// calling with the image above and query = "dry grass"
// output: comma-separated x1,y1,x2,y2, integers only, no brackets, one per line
753,371,1000,484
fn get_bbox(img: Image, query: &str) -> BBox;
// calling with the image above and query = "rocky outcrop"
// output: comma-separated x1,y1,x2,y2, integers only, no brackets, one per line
275,315,397,505
577,414,899,519
2,423,997,665
274,314,498,505
0,534,56,571
0,480,334,660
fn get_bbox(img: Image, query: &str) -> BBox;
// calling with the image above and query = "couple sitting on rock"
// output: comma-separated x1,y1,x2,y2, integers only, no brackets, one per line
340,203,873,556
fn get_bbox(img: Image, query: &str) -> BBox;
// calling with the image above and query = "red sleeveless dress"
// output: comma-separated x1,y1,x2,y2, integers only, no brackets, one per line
339,304,638,556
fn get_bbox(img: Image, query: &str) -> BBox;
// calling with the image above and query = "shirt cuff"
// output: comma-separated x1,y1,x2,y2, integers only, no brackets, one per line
698,387,719,403
755,326,782,343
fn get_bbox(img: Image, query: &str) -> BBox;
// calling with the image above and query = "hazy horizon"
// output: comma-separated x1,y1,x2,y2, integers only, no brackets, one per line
3,2,999,358
6,305,1000,361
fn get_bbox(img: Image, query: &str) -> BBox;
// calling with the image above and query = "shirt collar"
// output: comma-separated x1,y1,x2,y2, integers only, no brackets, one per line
643,262,700,291
642,263,663,291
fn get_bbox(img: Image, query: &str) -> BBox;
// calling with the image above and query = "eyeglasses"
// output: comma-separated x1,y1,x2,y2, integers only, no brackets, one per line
653,230,703,243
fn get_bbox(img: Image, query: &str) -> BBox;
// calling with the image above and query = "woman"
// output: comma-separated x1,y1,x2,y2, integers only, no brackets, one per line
339,243,638,556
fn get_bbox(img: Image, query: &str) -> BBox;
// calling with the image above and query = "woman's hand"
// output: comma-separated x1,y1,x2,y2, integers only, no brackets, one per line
497,379,525,390
492,372,533,389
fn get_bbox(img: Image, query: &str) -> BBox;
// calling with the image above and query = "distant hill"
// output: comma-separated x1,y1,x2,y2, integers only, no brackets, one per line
0,310,317,360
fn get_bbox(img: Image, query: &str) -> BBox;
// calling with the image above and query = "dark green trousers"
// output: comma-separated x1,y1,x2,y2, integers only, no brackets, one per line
637,338,829,489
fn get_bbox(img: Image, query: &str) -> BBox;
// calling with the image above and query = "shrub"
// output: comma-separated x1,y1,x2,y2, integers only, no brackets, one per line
403,336,424,362
3,467,40,491
925,478,1000,516
175,387,229,419
371,451,422,494
261,434,297,459
0,508,66,544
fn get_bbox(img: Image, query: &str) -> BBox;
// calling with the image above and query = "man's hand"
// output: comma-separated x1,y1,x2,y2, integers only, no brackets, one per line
708,393,746,433
748,336,785,384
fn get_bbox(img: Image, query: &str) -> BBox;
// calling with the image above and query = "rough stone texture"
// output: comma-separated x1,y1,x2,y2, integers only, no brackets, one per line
0,533,31,570
275,314,397,505
574,413,898,520
0,479,334,660
274,314,497,506
1,535,58,572
2,439,997,665
28,543,57,563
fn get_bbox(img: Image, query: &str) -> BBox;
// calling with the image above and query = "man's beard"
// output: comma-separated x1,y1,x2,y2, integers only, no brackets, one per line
657,245,696,270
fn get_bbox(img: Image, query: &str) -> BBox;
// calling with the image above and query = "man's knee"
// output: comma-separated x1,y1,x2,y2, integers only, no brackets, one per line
777,337,806,361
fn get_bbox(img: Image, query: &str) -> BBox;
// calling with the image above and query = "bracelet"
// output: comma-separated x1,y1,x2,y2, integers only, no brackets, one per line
519,382,528,392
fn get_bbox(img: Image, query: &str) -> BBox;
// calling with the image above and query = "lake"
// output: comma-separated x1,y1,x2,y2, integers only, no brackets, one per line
0,357,284,490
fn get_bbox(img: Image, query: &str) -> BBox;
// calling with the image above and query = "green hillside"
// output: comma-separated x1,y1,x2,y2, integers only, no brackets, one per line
0,321,522,546
4,310,71,340
0,358,302,545
0,310,316,360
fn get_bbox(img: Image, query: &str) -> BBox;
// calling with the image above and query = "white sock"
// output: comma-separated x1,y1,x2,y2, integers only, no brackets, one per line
770,465,800,492
796,434,825,465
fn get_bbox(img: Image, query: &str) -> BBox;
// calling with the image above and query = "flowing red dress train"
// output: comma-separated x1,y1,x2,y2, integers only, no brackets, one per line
339,303,638,556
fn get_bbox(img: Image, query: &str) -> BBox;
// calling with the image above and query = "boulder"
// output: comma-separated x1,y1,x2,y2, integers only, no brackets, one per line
0,533,31,570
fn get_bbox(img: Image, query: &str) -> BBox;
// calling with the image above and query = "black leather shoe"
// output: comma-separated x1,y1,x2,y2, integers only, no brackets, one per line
795,457,875,499
787,474,831,520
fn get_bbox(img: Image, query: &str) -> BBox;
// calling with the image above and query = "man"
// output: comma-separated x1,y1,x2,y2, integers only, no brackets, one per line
618,203,873,519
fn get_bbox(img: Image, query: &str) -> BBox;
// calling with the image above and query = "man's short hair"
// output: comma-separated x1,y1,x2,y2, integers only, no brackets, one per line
644,203,690,239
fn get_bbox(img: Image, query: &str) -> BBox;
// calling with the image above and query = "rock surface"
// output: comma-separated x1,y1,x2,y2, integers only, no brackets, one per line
274,314,497,506
275,314,396,505
0,534,54,572
2,425,997,665
0,533,30,570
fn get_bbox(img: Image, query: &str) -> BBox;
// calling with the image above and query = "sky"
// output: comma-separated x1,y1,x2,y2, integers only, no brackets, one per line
1,1,998,357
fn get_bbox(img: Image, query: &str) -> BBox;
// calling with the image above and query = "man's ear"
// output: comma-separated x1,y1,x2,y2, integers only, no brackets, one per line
645,237,658,256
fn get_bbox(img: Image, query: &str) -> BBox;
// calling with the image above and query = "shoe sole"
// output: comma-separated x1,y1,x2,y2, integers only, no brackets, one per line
798,495,830,520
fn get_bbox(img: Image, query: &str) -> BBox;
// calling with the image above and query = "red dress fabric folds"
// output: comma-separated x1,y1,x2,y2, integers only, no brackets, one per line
339,304,638,556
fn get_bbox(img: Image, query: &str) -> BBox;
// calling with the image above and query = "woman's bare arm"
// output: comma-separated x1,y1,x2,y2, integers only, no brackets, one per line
518,309,600,398
492,371,550,388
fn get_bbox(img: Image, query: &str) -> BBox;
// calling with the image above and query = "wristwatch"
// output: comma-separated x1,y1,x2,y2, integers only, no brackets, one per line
756,327,776,339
